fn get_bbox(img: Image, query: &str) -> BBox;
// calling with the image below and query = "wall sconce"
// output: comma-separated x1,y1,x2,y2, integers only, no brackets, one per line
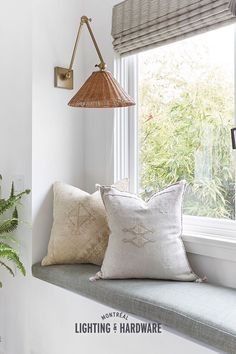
54,16,135,108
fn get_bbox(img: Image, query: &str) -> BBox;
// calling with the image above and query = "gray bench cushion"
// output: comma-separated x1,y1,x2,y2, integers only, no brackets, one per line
32,263,236,353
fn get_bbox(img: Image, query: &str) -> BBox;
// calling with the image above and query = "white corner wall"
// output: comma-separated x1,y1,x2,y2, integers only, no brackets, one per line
32,0,85,263
0,1,234,354
0,1,32,353
82,0,120,192
1,0,86,353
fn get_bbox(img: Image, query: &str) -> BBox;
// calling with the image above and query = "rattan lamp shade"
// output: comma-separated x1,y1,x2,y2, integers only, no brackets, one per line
68,70,135,108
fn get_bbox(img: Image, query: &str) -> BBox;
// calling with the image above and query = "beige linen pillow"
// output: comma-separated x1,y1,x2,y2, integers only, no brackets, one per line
95,181,198,281
42,179,128,266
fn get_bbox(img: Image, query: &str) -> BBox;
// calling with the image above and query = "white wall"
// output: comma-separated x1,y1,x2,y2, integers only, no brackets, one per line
0,0,85,353
0,1,234,354
32,0,85,263
188,253,236,289
0,1,32,353
83,0,120,191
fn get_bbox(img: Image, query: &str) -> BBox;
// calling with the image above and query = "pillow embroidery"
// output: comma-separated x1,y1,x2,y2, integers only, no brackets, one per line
122,222,155,248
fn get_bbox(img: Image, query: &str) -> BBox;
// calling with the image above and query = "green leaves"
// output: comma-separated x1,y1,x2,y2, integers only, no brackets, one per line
0,176,30,286
0,189,30,217
139,37,235,219
0,209,18,235
0,242,26,277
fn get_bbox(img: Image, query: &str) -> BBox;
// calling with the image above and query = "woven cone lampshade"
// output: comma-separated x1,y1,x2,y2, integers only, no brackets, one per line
68,70,135,108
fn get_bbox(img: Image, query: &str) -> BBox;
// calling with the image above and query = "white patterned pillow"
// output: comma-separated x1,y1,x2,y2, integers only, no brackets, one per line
42,179,128,266
95,181,198,281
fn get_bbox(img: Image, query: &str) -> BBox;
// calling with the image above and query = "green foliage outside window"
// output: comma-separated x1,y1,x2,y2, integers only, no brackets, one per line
139,33,235,219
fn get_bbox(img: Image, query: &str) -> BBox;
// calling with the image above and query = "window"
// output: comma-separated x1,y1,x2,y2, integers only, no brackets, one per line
116,24,236,238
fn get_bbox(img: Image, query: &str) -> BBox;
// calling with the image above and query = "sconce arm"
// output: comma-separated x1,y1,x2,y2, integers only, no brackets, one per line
67,15,106,77
54,15,107,90
67,20,84,73
84,17,107,70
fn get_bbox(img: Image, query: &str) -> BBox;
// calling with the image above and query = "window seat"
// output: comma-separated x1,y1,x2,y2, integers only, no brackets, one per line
32,263,236,354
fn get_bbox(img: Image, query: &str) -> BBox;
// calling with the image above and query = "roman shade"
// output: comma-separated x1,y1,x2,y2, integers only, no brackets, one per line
112,0,236,55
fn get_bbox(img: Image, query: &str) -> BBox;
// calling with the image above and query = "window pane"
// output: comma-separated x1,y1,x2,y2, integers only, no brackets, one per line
138,25,235,220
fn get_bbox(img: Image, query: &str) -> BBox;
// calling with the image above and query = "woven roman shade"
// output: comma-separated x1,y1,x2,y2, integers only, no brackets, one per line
112,0,236,55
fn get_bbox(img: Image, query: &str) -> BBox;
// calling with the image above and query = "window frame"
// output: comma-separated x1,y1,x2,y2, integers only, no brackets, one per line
114,25,236,243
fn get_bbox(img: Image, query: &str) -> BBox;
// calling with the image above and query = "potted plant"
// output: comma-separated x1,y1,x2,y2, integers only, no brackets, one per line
0,175,30,287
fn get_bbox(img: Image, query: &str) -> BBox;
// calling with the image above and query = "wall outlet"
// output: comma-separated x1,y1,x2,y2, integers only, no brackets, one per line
13,175,25,193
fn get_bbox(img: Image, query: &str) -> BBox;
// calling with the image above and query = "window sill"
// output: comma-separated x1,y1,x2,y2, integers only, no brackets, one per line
182,232,236,262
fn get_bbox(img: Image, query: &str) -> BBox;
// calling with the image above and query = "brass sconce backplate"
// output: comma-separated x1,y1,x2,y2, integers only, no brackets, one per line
54,67,74,90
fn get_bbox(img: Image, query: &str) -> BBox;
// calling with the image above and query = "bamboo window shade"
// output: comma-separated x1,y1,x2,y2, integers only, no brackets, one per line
111,0,236,56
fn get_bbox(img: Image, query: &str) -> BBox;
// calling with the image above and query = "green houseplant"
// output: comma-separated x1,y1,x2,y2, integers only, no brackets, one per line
0,175,30,287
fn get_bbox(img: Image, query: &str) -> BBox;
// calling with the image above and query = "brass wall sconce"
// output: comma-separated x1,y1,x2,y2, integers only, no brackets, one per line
54,16,135,108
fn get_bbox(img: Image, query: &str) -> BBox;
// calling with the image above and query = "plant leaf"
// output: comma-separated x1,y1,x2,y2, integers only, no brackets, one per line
0,213,18,235
0,234,19,244
0,189,30,216
0,242,26,276
0,260,15,277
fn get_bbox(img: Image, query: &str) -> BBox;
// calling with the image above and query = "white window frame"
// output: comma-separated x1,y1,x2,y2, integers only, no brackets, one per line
114,26,236,258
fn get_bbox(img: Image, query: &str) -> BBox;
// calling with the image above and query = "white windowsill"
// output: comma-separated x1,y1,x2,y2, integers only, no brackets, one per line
182,232,236,262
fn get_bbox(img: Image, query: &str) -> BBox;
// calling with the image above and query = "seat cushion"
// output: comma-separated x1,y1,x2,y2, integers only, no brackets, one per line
32,263,236,354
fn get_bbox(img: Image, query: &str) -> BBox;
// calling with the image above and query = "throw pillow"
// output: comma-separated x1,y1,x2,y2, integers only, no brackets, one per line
42,179,128,266
95,181,198,281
